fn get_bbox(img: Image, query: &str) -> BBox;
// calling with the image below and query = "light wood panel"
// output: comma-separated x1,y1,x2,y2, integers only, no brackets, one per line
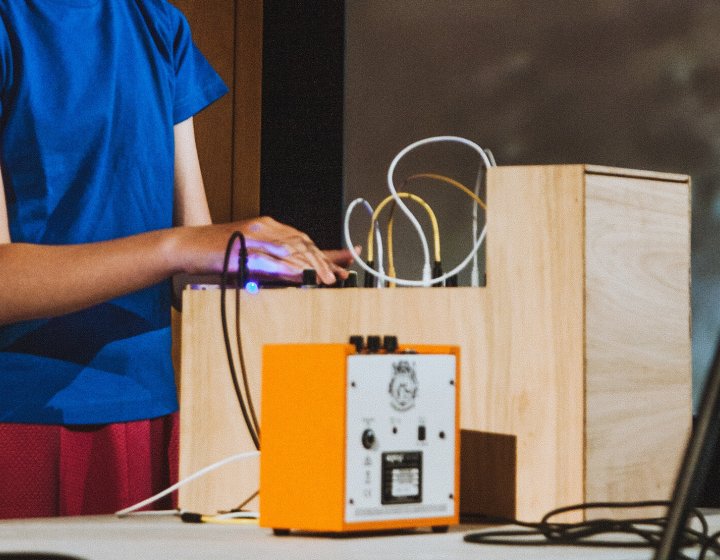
178,165,692,522
584,171,692,514
485,165,586,519
179,288,489,513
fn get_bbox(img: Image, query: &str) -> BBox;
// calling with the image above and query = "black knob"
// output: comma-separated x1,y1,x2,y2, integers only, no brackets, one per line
302,269,317,287
363,261,375,288
361,429,376,449
366,335,381,353
344,270,358,288
383,336,398,353
349,335,364,353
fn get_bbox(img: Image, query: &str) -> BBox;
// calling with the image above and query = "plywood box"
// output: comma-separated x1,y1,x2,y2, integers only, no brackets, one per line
178,165,691,522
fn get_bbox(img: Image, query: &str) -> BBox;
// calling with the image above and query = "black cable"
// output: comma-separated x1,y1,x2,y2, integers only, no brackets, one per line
463,500,720,559
233,234,260,439
220,231,259,450
699,528,720,560
233,489,260,512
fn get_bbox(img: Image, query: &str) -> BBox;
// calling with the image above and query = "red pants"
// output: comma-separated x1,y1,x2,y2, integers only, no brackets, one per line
0,413,178,519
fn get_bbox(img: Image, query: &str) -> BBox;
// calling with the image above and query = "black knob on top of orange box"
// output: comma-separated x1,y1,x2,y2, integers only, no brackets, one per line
383,336,398,353
349,335,364,353
366,336,381,353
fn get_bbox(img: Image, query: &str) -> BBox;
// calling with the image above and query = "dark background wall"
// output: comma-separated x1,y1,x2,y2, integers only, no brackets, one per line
343,0,720,410
261,1,344,247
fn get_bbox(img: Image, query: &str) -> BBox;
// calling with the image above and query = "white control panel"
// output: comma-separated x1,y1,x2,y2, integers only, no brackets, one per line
344,353,457,523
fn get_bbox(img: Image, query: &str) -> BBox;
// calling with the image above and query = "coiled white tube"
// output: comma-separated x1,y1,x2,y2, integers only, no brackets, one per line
344,197,487,287
345,135,493,287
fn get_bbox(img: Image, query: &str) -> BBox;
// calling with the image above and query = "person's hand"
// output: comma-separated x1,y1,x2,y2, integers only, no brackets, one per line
173,217,354,285
238,217,354,284
322,248,356,269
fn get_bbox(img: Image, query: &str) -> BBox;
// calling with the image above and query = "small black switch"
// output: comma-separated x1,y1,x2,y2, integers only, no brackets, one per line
361,429,376,449
418,425,426,441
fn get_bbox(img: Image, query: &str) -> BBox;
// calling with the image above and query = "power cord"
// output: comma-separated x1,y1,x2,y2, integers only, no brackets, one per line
115,451,260,517
463,501,720,560
180,512,258,525
220,231,260,450
233,489,259,512
116,234,263,520
179,489,263,525
232,234,260,439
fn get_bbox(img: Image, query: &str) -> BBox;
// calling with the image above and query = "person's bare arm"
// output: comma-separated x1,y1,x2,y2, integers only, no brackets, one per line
0,120,352,326
0,212,348,326
0,214,179,325
0,126,202,325
173,117,212,227
0,169,8,245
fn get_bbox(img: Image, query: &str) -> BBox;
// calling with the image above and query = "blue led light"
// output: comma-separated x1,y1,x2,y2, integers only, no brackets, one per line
245,281,260,295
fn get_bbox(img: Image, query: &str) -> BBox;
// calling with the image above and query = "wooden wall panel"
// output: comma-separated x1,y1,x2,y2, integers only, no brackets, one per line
172,0,263,224
233,1,263,219
172,0,235,224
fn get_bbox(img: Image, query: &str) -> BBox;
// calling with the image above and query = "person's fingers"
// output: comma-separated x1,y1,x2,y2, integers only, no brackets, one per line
250,229,338,284
246,252,302,282
307,246,339,284
195,218,354,285
242,216,311,243
280,244,336,284
247,246,346,285
323,247,358,268
243,229,316,260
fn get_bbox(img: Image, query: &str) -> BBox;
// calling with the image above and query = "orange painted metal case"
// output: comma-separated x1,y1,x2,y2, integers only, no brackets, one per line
259,342,460,534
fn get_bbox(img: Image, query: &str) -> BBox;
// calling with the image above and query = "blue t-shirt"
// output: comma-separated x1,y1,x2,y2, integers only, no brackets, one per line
0,0,228,424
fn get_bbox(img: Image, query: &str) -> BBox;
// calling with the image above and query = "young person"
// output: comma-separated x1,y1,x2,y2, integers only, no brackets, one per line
0,0,351,518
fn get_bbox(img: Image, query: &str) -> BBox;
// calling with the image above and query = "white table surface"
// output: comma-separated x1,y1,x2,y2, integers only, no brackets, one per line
0,513,698,560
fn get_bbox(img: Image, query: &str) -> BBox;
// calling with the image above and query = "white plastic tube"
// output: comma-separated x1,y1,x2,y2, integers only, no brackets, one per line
345,135,493,287
386,136,492,287
344,197,487,287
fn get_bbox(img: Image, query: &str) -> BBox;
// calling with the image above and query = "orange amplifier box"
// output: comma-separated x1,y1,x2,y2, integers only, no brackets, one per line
259,338,460,535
